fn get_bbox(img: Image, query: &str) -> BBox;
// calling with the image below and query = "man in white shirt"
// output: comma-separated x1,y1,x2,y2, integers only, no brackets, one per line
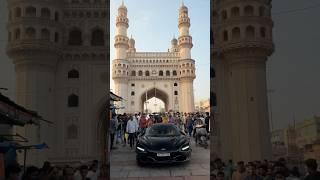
126,116,138,149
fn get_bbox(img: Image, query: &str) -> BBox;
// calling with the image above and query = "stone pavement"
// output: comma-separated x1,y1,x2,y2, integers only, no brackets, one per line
110,137,210,180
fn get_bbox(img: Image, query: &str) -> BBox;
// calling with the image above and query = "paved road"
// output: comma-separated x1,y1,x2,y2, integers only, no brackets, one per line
110,136,210,180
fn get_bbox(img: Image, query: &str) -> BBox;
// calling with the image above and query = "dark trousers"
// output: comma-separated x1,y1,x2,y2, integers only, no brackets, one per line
128,133,135,148
110,133,115,149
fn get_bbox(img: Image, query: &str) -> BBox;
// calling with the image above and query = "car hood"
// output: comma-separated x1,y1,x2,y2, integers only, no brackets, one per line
139,135,188,151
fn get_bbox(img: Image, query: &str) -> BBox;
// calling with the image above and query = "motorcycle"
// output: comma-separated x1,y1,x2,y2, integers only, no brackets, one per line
195,124,208,148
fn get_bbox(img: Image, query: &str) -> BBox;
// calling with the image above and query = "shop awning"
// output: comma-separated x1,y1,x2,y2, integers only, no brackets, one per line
110,91,123,101
0,93,46,126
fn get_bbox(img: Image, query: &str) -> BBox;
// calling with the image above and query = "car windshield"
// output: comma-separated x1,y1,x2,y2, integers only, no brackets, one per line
146,124,180,137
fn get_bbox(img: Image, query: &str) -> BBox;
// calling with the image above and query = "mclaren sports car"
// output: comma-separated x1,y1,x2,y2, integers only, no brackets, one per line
135,123,191,165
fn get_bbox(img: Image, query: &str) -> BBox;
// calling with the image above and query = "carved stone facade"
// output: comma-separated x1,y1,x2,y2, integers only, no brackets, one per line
212,0,274,162
6,0,107,166
112,2,196,114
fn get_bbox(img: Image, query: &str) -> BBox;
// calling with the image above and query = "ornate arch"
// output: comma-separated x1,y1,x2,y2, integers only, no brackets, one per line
140,87,169,112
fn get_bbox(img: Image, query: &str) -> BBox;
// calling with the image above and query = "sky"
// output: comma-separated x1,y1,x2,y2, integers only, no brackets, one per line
110,0,211,104
0,0,320,130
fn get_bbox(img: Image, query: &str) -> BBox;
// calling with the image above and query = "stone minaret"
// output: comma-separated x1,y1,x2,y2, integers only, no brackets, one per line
128,35,136,53
213,0,274,162
178,2,195,113
170,37,179,52
112,1,129,114
6,0,62,166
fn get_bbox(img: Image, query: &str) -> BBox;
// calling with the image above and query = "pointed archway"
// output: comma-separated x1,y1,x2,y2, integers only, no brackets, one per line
140,88,169,113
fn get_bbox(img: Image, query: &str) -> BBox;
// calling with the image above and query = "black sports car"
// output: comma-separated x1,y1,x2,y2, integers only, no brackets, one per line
135,123,191,165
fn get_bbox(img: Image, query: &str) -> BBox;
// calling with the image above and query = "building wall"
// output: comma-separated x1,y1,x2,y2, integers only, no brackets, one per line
6,0,108,165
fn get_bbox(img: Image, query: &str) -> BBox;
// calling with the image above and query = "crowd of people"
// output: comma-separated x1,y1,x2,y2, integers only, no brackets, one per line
109,111,211,149
5,160,108,180
211,158,320,180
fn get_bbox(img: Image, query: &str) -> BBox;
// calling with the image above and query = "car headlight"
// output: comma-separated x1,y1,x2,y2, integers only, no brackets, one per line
136,146,145,152
181,145,190,151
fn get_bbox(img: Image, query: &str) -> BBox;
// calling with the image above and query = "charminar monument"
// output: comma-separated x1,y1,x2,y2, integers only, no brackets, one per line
112,2,196,114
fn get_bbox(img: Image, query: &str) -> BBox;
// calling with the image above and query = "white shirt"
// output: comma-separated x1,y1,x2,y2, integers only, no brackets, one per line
126,119,138,133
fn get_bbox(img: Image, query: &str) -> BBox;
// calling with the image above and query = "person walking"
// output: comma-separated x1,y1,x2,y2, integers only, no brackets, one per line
205,112,210,133
110,114,118,150
139,114,148,132
122,113,128,146
126,116,138,149
186,115,193,137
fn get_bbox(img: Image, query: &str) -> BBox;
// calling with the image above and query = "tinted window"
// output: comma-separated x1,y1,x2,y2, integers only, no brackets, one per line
146,125,180,137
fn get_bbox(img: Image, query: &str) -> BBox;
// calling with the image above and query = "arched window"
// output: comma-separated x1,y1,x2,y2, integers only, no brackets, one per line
246,26,255,39
25,27,36,39
145,71,150,76
138,70,143,76
67,124,78,139
260,27,266,38
221,10,227,20
166,70,170,76
15,28,20,40
232,27,240,40
55,12,59,21
131,91,135,96
244,5,254,16
91,29,104,46
68,29,82,45
68,94,79,107
41,8,50,18
231,7,240,17
223,30,228,41
26,6,37,17
54,32,59,42
159,70,163,76
15,7,21,18
41,28,50,40
131,71,136,76
173,70,177,76
174,83,178,86
174,91,178,95
259,6,265,16
68,69,79,79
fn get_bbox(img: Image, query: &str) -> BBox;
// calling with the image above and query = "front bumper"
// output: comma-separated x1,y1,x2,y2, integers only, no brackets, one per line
136,148,191,164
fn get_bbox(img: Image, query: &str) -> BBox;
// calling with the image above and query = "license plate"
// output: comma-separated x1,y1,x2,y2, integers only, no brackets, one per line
157,153,170,157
